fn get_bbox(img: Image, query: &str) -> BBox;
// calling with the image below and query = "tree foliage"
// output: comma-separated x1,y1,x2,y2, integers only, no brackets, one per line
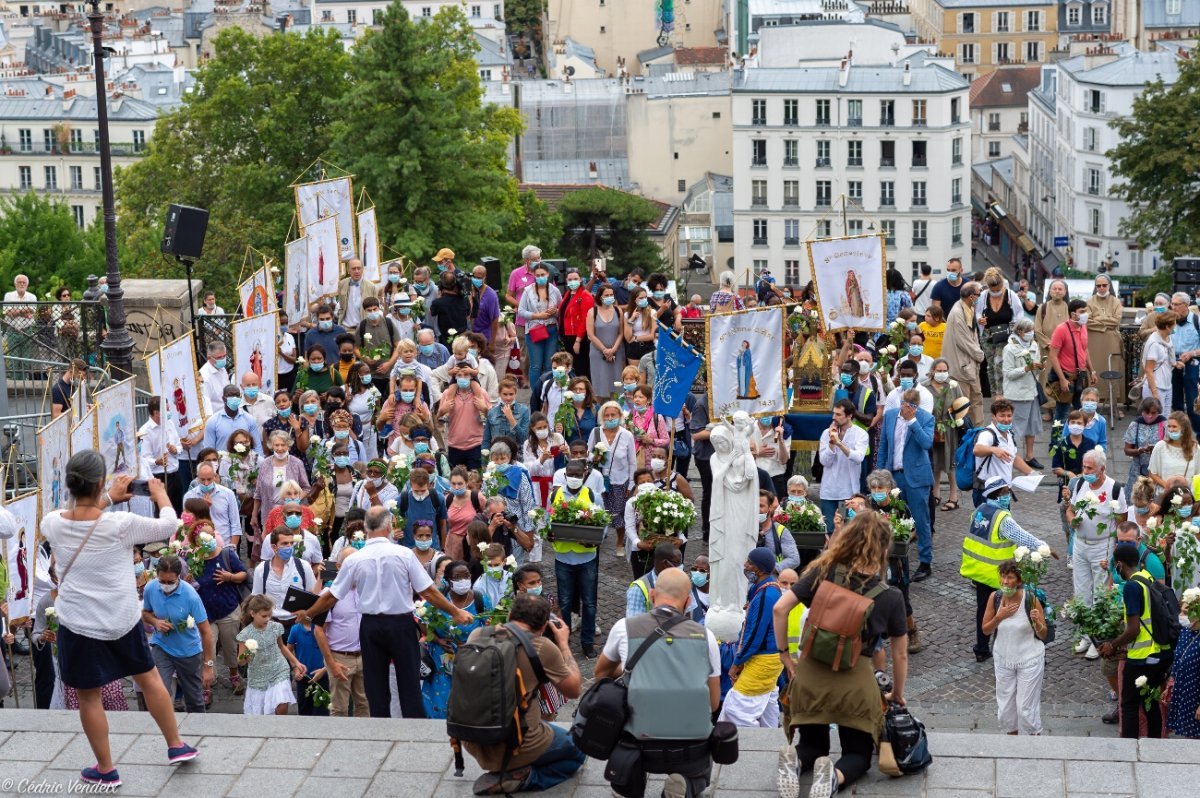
1108,53,1200,261
557,187,662,275
0,193,104,297
331,6,524,264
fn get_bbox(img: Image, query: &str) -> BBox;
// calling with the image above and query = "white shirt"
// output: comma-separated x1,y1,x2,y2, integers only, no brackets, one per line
278,331,296,375
603,611,721,677
884,384,934,415
551,467,607,499
253,557,311,620
138,417,181,474
975,423,1018,484
41,509,181,641
911,279,935,315
751,424,791,478
896,354,934,382
197,305,225,316
892,417,911,471
329,536,433,614
259,529,324,567
198,361,230,418
1069,475,1127,545
344,283,363,327
817,423,869,501
244,394,277,428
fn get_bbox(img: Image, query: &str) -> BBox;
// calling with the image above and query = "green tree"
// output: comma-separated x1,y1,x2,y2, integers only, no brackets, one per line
504,0,545,39
115,27,351,308
331,5,524,264
1108,53,1200,261
557,187,662,275
0,192,97,296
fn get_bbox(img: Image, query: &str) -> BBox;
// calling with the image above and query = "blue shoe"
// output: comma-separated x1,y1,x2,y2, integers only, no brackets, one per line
167,742,199,764
80,765,121,788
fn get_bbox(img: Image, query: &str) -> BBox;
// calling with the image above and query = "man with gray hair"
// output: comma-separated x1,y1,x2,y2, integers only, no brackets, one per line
943,281,985,426
1064,447,1127,659
183,460,241,548
198,339,230,417
1170,291,1200,429
296,506,472,718
507,247,541,356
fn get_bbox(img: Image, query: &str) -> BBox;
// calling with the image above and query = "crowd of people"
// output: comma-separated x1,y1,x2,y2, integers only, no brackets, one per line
3,251,1200,798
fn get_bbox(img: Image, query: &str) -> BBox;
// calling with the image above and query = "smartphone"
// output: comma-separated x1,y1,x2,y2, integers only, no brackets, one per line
130,480,151,497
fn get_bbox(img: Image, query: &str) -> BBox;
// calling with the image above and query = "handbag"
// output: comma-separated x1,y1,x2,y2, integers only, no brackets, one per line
883,703,933,775
528,324,550,343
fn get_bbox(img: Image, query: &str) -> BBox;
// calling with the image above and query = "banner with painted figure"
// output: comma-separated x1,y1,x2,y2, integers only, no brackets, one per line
284,236,309,325
653,322,702,418
705,306,787,418
238,265,276,318
233,312,278,397
3,491,40,623
807,234,887,333
357,207,381,285
295,177,355,261
37,412,70,514
160,332,205,434
304,216,341,303
71,404,96,455
93,378,139,483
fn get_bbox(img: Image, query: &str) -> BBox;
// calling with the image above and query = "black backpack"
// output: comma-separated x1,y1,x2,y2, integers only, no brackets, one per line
884,704,933,775
1130,573,1182,649
447,623,545,776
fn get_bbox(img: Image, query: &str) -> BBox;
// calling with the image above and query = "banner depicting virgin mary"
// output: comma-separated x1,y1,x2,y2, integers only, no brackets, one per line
807,234,887,332
706,306,786,419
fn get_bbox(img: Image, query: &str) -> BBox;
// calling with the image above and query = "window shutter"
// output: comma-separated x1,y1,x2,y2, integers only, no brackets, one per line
956,13,962,33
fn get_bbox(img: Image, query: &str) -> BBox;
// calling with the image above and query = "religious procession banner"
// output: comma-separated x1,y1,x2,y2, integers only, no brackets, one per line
238,264,275,318
37,412,70,515
705,306,786,419
284,236,309,325
808,234,887,333
2,491,40,623
304,216,341,303
357,206,381,285
232,313,279,397
294,176,356,261
93,378,139,484
653,322,702,418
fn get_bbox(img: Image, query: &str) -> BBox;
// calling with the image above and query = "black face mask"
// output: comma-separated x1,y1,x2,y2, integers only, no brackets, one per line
340,353,354,362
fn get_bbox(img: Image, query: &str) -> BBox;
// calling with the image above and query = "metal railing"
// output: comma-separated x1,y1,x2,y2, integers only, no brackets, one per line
0,300,106,371
194,313,236,362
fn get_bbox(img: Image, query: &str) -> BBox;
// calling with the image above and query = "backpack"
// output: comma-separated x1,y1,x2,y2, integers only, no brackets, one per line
253,558,310,595
447,623,546,776
799,567,887,672
992,587,1056,644
954,427,994,491
1130,573,1182,649
883,704,933,776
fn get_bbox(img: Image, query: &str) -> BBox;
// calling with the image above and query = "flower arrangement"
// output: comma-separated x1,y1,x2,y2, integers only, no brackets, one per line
1182,587,1200,625
632,488,696,541
787,307,821,337
590,440,610,470
889,515,916,543
239,638,258,662
1172,521,1200,595
875,343,900,376
548,496,611,527
481,463,511,497
1135,675,1164,712
529,506,549,537
773,500,826,535
1069,492,1113,538
386,453,412,492
361,332,391,362
225,445,259,494
305,680,332,709
309,437,334,483
410,296,427,320
499,306,516,326
1061,585,1125,644
1013,543,1052,586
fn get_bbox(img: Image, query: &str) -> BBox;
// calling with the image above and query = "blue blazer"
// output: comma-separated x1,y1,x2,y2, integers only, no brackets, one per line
877,407,935,488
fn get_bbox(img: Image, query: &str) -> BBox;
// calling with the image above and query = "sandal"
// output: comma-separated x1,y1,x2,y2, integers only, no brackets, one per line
941,499,960,511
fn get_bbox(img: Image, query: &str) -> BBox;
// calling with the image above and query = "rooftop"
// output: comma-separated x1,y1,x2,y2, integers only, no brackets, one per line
1058,46,1182,86
734,56,968,94
1143,0,1200,27
935,0,1053,6
635,70,732,98
0,94,159,122
675,46,728,66
969,65,1042,108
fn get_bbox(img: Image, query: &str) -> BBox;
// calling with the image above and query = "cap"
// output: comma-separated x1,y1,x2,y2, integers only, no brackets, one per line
393,291,412,306
433,248,455,263
747,547,776,575
981,475,1010,498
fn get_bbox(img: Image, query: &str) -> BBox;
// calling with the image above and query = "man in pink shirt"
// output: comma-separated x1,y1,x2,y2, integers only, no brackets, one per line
506,245,541,385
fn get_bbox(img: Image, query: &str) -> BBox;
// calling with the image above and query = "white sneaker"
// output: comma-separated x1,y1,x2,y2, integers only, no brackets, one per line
777,746,800,798
1074,636,1091,654
664,774,687,798
1067,560,1074,570
809,756,837,798
1085,643,1100,660
616,549,626,559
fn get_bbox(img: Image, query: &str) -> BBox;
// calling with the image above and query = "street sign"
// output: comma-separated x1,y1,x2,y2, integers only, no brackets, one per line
1054,236,1069,247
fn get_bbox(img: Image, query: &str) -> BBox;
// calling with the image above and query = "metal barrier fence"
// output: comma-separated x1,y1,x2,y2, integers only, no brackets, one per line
195,313,236,361
0,300,106,371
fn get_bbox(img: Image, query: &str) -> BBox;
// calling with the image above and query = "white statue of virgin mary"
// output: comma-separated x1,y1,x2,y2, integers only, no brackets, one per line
705,411,760,642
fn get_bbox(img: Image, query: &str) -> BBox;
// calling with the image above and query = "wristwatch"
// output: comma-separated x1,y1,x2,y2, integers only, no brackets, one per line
203,660,214,668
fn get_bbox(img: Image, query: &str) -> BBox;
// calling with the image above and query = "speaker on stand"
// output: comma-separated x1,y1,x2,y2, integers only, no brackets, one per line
1173,257,1200,296
480,256,502,292
161,203,210,352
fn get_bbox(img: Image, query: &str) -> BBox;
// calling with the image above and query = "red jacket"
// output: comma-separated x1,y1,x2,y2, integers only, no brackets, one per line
559,288,595,337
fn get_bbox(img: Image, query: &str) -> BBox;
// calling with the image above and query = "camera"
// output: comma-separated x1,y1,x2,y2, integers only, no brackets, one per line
130,480,152,497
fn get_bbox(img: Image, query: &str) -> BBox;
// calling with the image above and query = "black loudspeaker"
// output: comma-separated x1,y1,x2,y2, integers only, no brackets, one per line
1174,257,1200,291
480,256,502,292
543,258,568,287
160,204,209,260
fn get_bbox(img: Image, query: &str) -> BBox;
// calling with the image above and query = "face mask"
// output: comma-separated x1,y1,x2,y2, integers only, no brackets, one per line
996,422,1012,432
567,279,581,290
858,360,871,374
908,345,923,357
948,272,961,283
339,352,356,363
334,456,351,469
414,442,431,454
743,569,758,582
399,390,416,403
1169,430,1183,441
456,377,471,390
468,276,484,290
389,274,401,284
450,579,471,594
161,581,179,595
999,585,1018,597
1132,504,1149,516
535,276,550,287
1021,332,1035,344
906,321,918,331
134,562,145,577
534,428,550,440
566,476,584,490
318,320,333,331
1081,402,1098,414
283,497,301,505
284,514,302,530
419,344,435,356
278,407,292,418
369,477,385,489
310,362,326,372
199,482,215,494
334,429,350,440
486,567,503,580
276,546,295,560
1067,423,1084,436
845,508,856,520
520,584,542,597
604,418,620,429
992,495,1012,509
351,539,365,550
303,403,319,415
412,490,429,501
223,396,243,413
181,512,196,525
759,417,773,426
788,495,805,505
691,570,708,587
1155,306,1167,313
626,281,638,291
988,289,1003,299
933,372,949,383
757,512,768,526
1182,506,1195,519
437,263,448,273
603,296,616,306
623,382,638,392
414,539,433,551
446,485,465,497
900,377,915,390
1081,473,1098,484
871,492,888,504
358,373,372,386
244,387,259,401
839,373,854,386
652,290,666,300
1097,288,1109,296
637,298,649,308
650,458,666,473
1076,313,1089,325
572,393,585,404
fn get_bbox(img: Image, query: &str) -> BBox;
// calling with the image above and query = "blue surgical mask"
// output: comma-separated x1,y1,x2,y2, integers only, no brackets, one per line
199,482,215,494
398,307,411,315
284,514,302,530
419,344,435,356
996,422,1013,432
134,562,145,577
637,298,649,308
1169,431,1183,441
1181,506,1194,519
367,311,382,322
948,272,961,283
334,429,350,440
225,397,242,412
400,390,416,403
788,495,805,505
526,585,543,596
1155,306,1167,313
871,492,888,504
469,349,479,359
603,296,616,306
626,281,638,291
471,277,485,289
310,362,326,372
361,374,372,385
992,495,1012,510
318,320,333,331
1082,401,1098,414
303,403,319,415
244,388,259,401
214,358,227,370
1135,505,1150,515
276,545,295,559
278,407,291,418
450,486,466,496
535,276,549,286
908,345,923,357
567,279,580,290
351,539,365,550
652,290,666,300
1081,473,1098,484
334,456,351,468
845,508,856,520
623,382,638,392
389,274,401,284
283,496,301,505
415,442,430,454
691,571,708,587
900,377,915,390
906,321,918,331
839,373,853,386
414,539,434,551
456,377,471,390
604,418,620,429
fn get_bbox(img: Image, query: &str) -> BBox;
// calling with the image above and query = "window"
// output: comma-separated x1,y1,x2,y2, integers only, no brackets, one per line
988,112,1001,132
479,69,492,81
912,140,927,167
880,100,895,126
1167,0,1182,13
961,43,976,64
952,217,963,245
912,220,928,247
818,221,832,238
421,6,431,16
912,100,926,126
18,165,31,189
816,99,831,126
70,165,82,190
751,179,768,208
1026,41,1041,63
69,128,83,152
996,42,1011,63
712,112,721,119
751,99,767,125
961,12,975,32
815,140,830,167
1130,248,1145,273
951,97,961,124
71,205,84,228
880,181,895,207
1087,248,1099,270
321,9,332,21
847,99,862,126
1089,207,1103,235
988,141,1001,158
132,130,145,152
1067,5,1080,25
847,181,862,201
1087,167,1103,195
93,166,101,190
494,4,502,19
753,260,768,273
784,219,801,246
952,178,962,205
677,179,687,193
373,9,383,23
469,5,481,17
881,220,896,246
880,140,896,167
847,220,864,235
952,137,963,165
995,11,1010,32
1025,10,1041,31
912,181,927,207
847,140,863,167
783,180,800,208
783,139,798,167
751,139,766,167
752,218,768,246
43,128,54,152
18,129,31,152
44,165,57,189
347,9,357,23
1083,127,1098,151
784,260,804,283
1087,89,1104,113
816,181,832,207
783,99,798,126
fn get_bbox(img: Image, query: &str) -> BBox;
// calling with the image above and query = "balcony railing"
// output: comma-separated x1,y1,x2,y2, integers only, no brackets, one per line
783,199,800,208
913,237,928,247
912,198,927,207
988,122,1001,131
751,198,768,208
847,157,863,166
783,117,799,127
752,237,768,246
816,197,832,207
816,118,831,127
751,157,767,167
848,117,863,127
912,156,927,167
751,116,766,125
815,157,830,167
881,197,895,207
784,236,800,246
1,142,145,157
783,157,799,167
912,118,927,127
880,157,895,167
881,117,895,127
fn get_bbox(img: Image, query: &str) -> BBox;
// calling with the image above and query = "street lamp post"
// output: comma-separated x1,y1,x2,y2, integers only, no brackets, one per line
87,0,134,379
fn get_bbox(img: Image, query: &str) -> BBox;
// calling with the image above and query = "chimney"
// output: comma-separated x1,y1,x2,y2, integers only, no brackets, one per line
902,61,912,86
838,57,849,87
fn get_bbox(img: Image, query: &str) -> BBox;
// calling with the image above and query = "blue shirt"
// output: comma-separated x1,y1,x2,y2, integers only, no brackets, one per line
302,326,346,364
734,579,782,664
196,547,247,622
931,277,962,314
484,402,531,449
182,483,242,542
401,488,447,547
202,408,262,452
143,579,208,658
1172,313,1200,363
287,622,325,673
417,343,451,371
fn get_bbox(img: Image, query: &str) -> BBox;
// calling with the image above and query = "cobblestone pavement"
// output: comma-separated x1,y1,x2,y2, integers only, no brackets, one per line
6,406,1131,737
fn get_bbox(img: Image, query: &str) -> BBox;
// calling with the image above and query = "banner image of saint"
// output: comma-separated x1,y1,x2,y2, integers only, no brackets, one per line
233,312,279,397
94,378,139,483
304,216,341,302
238,265,275,318
808,234,886,332
159,332,205,436
357,206,381,284
3,492,40,623
284,236,309,325
295,177,355,261
736,341,760,400
37,412,70,513
706,306,786,418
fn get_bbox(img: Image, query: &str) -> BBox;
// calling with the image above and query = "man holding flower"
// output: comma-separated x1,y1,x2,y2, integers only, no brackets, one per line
141,554,214,714
1065,449,1127,660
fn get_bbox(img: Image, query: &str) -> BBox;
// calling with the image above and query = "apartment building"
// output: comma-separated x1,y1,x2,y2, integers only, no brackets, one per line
911,0,1059,78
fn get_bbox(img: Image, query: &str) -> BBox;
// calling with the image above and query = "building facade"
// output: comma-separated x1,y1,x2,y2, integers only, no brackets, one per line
731,54,972,286
969,64,1039,161
911,0,1059,79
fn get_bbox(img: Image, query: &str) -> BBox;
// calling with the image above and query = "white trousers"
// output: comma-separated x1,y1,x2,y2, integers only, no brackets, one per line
717,685,780,729
994,655,1045,735
1072,538,1109,606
